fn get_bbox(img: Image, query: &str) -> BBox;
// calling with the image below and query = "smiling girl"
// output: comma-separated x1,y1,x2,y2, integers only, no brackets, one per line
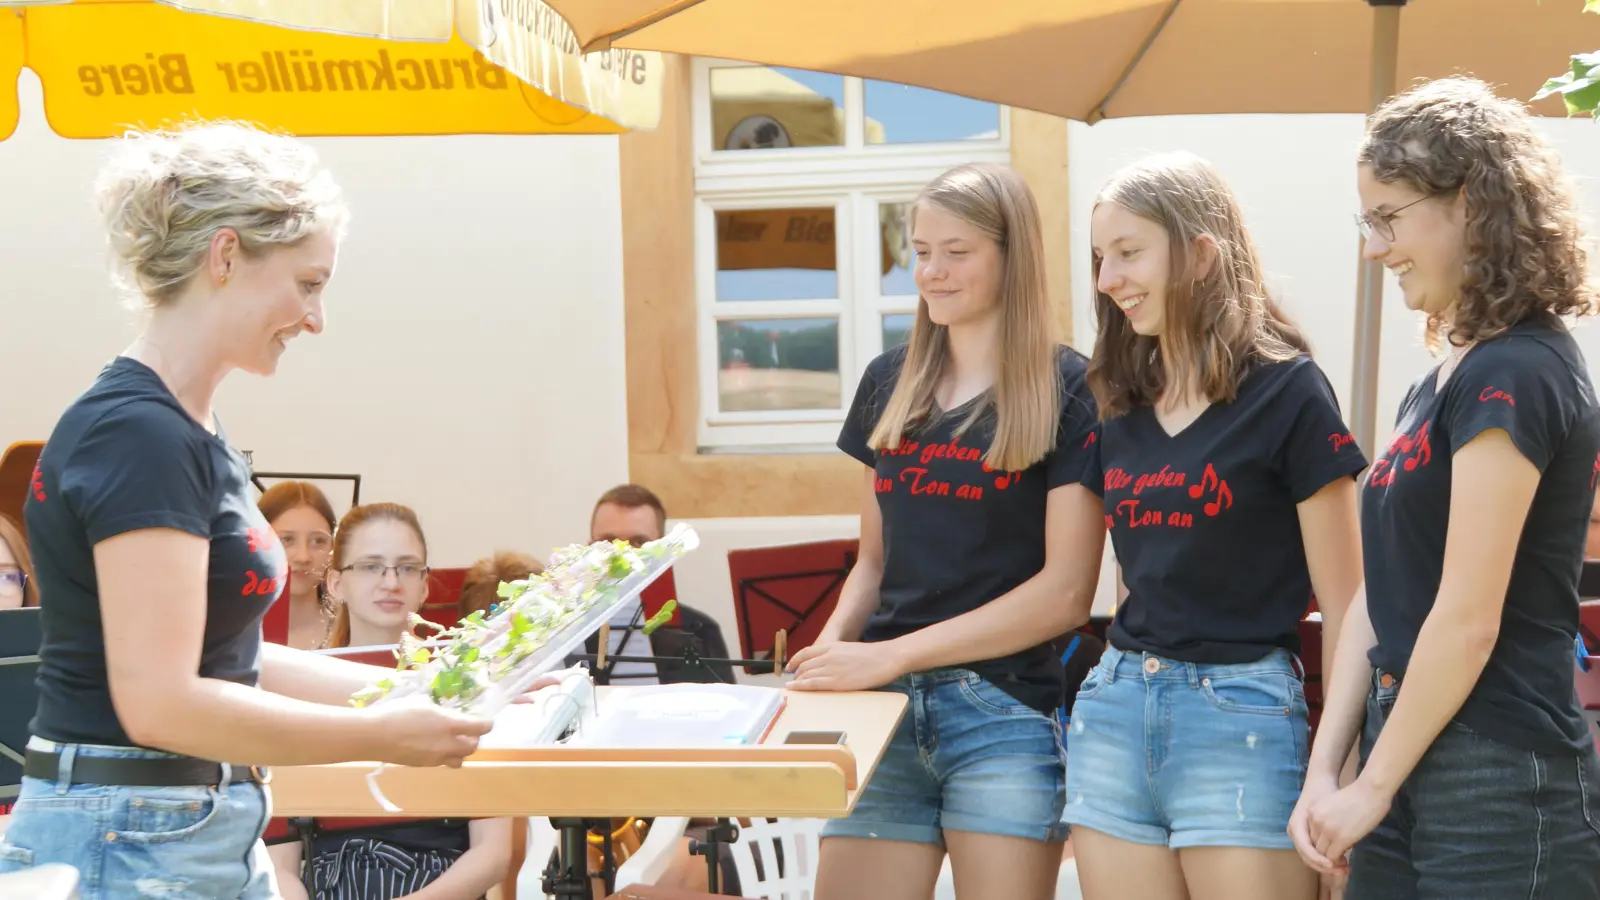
785,163,1105,900
1065,152,1367,900
1291,76,1600,900
0,122,491,900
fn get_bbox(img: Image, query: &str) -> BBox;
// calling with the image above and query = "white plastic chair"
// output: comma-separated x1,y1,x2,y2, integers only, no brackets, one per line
515,815,691,899
724,817,824,899
0,863,80,900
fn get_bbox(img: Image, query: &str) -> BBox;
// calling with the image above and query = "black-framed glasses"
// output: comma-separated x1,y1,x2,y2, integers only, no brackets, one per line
0,570,26,596
1355,194,1437,242
337,561,429,584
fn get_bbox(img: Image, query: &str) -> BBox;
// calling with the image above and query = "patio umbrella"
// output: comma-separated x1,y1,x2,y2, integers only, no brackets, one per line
1,0,663,134
532,0,1600,454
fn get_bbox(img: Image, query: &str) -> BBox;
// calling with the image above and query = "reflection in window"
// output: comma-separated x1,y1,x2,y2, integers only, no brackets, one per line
879,202,915,296
715,207,838,302
883,313,915,351
717,318,841,412
864,81,1001,145
709,66,847,151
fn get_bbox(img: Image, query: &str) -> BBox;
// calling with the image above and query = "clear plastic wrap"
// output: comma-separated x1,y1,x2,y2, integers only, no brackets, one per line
352,523,699,718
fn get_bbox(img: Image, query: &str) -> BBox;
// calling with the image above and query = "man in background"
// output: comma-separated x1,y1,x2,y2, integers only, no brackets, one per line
584,484,735,685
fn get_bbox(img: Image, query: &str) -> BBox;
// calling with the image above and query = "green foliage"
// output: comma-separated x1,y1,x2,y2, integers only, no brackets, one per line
1536,3,1600,116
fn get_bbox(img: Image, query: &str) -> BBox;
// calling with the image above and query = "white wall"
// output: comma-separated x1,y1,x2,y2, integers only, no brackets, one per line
0,71,629,567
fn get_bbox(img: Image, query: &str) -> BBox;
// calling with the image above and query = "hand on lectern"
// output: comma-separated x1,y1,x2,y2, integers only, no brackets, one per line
786,640,905,692
369,697,494,768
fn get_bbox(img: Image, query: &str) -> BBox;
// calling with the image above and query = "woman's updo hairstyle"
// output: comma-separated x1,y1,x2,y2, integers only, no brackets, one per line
94,119,349,308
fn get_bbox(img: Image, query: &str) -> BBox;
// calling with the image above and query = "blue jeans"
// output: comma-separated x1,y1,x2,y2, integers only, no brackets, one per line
0,739,276,900
820,668,1068,845
1062,646,1309,850
1349,671,1600,899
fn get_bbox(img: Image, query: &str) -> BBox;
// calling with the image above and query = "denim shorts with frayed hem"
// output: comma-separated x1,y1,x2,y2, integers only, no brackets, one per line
820,667,1068,847
1349,672,1600,900
1061,646,1309,851
0,741,276,900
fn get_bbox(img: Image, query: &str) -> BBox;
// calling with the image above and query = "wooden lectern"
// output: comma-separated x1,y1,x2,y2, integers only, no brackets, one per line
270,687,906,896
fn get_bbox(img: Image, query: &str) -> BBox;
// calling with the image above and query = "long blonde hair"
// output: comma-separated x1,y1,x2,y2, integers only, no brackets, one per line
1086,152,1308,418
867,163,1060,472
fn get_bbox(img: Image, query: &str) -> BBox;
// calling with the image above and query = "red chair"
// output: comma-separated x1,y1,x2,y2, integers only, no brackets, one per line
421,567,468,630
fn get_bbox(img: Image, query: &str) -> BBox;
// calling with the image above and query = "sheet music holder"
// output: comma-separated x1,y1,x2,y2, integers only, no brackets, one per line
0,607,43,806
726,540,857,675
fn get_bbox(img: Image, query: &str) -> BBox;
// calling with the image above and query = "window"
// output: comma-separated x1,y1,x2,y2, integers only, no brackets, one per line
692,58,1009,451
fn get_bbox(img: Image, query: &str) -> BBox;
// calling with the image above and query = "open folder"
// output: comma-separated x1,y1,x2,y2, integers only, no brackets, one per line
567,683,786,749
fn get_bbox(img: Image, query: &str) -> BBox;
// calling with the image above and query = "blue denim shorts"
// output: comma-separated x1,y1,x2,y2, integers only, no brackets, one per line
1062,646,1308,850
0,739,276,900
820,668,1068,846
1350,670,1600,899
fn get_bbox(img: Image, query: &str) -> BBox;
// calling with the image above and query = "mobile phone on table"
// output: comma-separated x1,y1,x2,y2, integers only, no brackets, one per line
784,730,847,745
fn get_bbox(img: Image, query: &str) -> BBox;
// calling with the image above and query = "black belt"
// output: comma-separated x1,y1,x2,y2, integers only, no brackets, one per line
24,748,271,788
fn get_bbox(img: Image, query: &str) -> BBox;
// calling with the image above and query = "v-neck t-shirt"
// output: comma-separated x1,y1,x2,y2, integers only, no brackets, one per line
838,344,1100,713
25,356,286,747
1083,355,1369,664
1363,319,1600,753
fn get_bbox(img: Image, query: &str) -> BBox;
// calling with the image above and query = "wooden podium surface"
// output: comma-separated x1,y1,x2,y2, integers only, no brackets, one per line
271,687,907,819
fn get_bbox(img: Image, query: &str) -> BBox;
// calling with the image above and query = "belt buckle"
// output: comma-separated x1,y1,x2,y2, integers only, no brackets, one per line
1377,672,1397,689
1142,657,1161,675
249,765,273,785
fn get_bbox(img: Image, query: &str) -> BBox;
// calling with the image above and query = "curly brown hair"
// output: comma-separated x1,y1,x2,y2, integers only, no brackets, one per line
458,550,544,618
1359,76,1597,351
1087,152,1309,419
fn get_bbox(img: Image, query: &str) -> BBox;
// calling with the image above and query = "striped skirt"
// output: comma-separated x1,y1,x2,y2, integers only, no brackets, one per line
309,837,469,900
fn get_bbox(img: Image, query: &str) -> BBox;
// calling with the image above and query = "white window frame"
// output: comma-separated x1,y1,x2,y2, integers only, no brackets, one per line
691,56,1011,452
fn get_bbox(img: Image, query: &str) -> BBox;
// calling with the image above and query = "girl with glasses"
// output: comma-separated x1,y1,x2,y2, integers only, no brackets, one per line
0,514,36,609
267,502,514,900
1292,76,1600,900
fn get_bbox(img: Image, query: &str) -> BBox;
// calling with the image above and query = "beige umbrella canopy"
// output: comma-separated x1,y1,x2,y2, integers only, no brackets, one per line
538,0,1600,453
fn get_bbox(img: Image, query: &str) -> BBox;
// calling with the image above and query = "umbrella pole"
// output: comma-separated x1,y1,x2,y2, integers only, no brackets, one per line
1350,1,1404,456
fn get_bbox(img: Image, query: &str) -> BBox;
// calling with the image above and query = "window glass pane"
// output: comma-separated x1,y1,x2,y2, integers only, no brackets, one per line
863,80,1001,145
710,66,847,151
717,318,841,412
882,313,915,351
879,202,915,296
715,207,837,301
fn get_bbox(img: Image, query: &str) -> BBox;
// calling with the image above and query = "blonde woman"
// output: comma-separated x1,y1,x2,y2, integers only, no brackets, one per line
1067,152,1366,900
0,122,492,898
786,163,1106,900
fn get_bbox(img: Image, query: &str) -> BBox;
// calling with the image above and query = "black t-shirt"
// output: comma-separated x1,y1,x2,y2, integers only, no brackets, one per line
1363,319,1600,754
25,357,285,747
838,345,1100,713
1084,355,1369,663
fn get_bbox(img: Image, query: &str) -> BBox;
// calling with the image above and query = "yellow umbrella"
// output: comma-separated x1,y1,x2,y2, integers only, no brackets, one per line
0,0,663,138
536,0,1600,453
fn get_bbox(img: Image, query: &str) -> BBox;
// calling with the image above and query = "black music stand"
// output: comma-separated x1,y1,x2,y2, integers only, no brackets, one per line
0,607,42,807
248,470,363,508
726,540,857,676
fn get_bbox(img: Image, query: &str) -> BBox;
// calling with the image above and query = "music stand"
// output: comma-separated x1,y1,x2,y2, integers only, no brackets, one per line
726,540,857,676
0,607,42,808
249,470,363,508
